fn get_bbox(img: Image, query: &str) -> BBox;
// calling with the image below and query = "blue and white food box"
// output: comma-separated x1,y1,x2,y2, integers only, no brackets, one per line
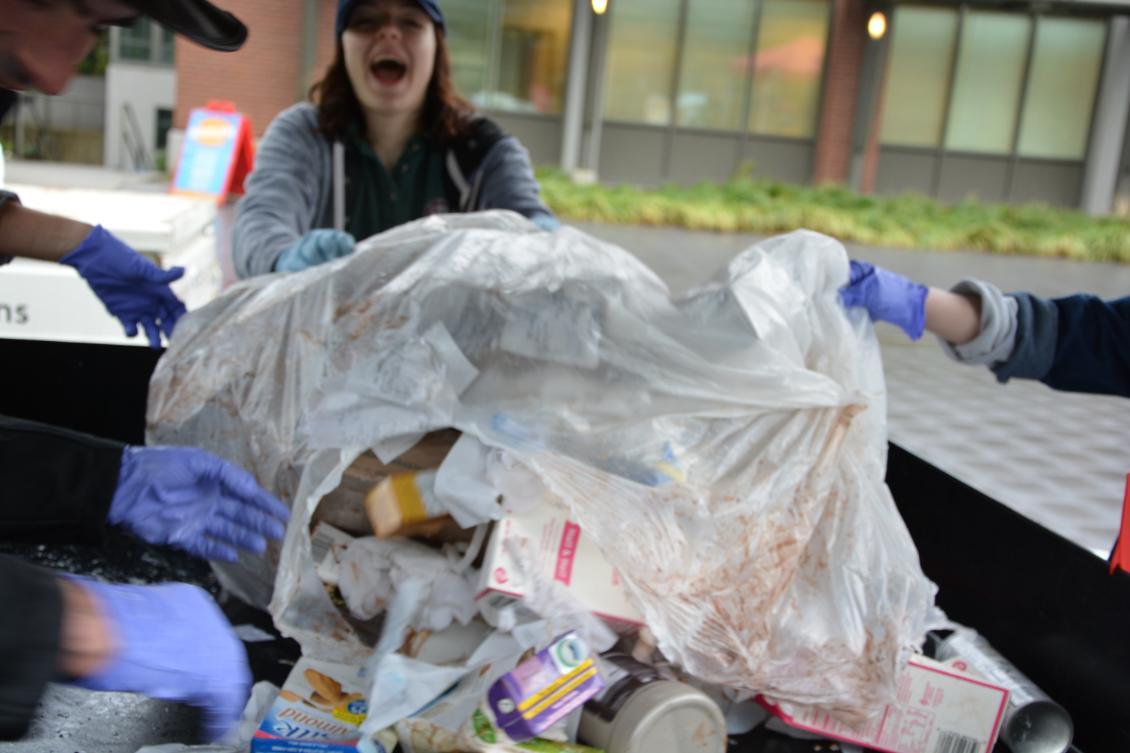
252,657,396,753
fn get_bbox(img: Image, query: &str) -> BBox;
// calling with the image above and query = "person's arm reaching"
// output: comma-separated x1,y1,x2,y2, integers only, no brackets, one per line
0,201,185,348
924,287,982,346
840,261,1130,398
0,416,289,560
63,576,252,742
473,136,560,231
0,416,123,545
0,201,90,262
233,105,331,277
0,558,251,743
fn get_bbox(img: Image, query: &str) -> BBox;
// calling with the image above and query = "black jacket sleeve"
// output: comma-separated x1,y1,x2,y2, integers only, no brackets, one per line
995,293,1130,398
0,416,124,544
0,555,63,740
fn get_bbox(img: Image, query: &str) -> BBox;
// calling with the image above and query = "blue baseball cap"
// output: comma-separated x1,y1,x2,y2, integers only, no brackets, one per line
336,0,445,38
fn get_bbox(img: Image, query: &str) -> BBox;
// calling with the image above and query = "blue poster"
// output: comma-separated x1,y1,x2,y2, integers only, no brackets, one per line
172,109,244,198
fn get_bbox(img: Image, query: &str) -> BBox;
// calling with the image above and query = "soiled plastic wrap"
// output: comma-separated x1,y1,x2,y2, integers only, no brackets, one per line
147,211,937,717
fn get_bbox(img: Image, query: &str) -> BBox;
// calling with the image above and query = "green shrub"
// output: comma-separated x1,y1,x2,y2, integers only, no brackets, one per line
537,169,1130,263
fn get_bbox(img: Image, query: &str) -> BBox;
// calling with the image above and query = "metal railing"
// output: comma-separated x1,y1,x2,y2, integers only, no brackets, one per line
120,101,153,171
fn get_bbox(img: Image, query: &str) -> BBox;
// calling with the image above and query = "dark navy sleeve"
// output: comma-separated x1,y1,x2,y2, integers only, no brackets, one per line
0,416,123,544
992,292,1130,398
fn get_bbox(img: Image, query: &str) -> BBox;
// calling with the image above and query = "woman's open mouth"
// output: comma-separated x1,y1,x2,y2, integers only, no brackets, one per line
371,58,408,86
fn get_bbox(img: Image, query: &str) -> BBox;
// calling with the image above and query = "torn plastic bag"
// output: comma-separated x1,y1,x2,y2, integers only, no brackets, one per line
147,211,936,716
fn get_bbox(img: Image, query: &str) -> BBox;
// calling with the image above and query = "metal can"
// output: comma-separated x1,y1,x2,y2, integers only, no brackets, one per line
933,630,1074,753
577,654,726,753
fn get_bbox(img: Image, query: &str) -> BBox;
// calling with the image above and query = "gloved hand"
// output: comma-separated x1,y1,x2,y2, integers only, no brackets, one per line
530,213,560,232
275,229,356,273
109,446,290,562
59,225,187,349
65,578,250,742
839,260,929,340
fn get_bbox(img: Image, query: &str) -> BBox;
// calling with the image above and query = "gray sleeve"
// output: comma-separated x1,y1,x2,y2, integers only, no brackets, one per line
472,137,559,230
232,105,331,278
990,292,1060,384
936,278,1020,367
0,190,19,267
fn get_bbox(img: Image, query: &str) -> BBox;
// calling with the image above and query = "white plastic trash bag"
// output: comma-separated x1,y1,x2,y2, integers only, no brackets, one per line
147,211,936,717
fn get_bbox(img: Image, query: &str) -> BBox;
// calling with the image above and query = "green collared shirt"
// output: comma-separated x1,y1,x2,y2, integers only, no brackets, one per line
344,127,449,240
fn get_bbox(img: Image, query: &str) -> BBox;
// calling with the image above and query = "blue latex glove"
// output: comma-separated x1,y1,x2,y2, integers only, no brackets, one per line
839,260,929,340
530,213,560,232
109,446,290,562
275,229,356,273
66,578,250,742
59,225,187,349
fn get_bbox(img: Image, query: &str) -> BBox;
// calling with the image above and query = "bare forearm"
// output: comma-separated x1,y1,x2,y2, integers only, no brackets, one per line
925,288,982,345
0,203,91,261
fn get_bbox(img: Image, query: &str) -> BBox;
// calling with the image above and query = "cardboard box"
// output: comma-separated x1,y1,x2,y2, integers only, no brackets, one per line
762,655,1009,753
475,504,643,627
364,470,456,539
251,657,396,753
312,430,459,534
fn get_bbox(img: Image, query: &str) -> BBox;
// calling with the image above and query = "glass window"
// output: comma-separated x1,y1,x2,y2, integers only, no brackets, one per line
444,0,492,102
495,0,572,114
446,0,572,115
159,28,175,65
677,0,759,130
880,6,958,148
747,0,830,139
156,108,173,151
119,18,153,61
603,0,682,125
1017,18,1105,160
945,11,1031,155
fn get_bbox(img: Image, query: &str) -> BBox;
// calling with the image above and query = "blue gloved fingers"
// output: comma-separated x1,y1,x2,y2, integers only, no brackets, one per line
186,536,242,563
212,497,286,542
203,515,270,555
140,317,163,349
163,299,187,335
276,230,356,273
110,445,287,558
159,308,178,341
839,261,874,308
848,259,872,286
211,461,291,529
202,686,249,742
120,318,140,338
197,657,252,742
531,213,560,232
147,264,186,285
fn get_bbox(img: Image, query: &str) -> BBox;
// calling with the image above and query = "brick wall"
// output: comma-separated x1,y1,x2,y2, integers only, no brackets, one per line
812,0,866,185
175,0,315,135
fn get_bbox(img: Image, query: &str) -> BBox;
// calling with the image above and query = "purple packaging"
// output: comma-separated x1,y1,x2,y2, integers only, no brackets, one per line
487,632,605,742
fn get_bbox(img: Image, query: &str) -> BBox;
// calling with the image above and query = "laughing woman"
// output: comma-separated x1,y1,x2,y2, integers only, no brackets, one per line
232,0,559,277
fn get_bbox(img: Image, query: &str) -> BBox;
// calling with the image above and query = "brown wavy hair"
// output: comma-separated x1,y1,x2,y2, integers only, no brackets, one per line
310,25,476,146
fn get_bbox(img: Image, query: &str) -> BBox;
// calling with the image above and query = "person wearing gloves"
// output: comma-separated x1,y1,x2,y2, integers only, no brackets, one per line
0,0,246,348
0,0,290,743
840,261,1130,398
232,0,559,278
